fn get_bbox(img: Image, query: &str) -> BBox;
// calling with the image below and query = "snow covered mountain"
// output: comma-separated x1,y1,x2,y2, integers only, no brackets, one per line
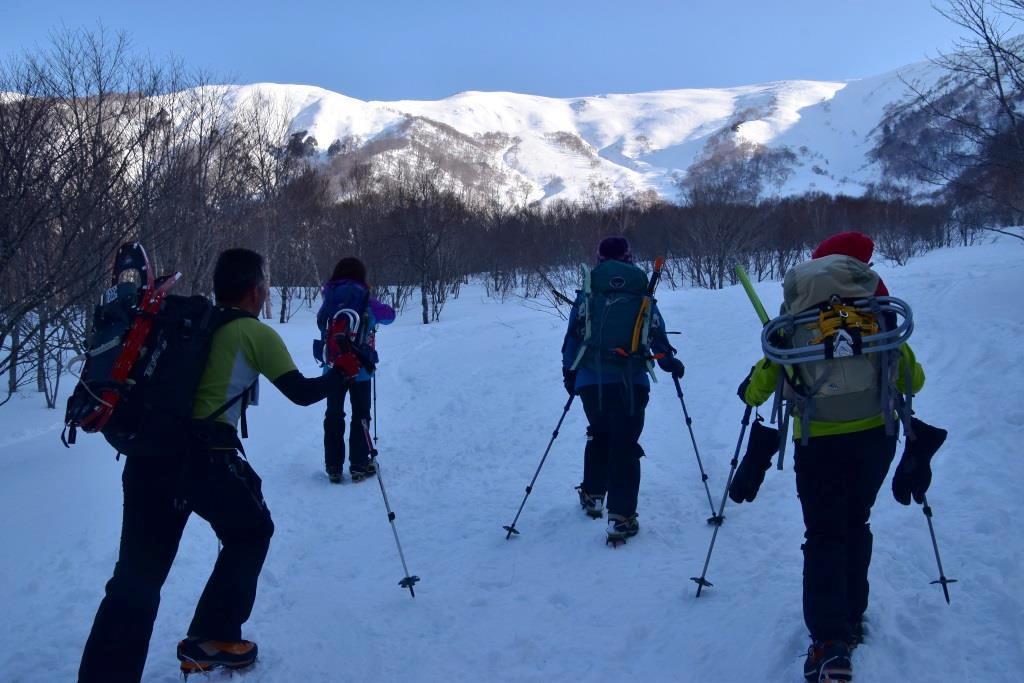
216,58,944,205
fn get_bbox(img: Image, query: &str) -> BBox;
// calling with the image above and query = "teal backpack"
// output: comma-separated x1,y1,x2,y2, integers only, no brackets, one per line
569,259,655,378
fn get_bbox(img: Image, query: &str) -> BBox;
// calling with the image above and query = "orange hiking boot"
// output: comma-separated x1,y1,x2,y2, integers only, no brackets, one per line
804,640,852,682
177,638,258,675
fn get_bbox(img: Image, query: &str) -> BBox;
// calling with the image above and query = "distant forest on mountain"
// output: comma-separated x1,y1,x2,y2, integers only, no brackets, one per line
1,0,1022,403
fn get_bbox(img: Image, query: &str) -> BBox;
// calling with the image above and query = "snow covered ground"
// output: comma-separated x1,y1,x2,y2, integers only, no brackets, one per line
1,237,1022,682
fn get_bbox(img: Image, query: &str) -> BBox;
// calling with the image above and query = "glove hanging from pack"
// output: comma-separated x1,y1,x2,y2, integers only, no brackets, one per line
728,416,780,504
892,417,948,505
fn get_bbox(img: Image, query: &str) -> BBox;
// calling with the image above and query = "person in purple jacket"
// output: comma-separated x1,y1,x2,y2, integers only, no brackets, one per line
317,257,396,483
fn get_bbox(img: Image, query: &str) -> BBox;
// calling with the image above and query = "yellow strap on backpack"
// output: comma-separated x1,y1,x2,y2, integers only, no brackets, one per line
631,298,650,353
810,304,879,345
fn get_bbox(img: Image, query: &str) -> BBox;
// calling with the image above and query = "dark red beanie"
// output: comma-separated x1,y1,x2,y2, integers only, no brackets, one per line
812,231,888,296
812,231,875,263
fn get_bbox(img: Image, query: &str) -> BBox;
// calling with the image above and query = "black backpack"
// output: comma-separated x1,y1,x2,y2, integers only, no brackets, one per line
64,294,254,457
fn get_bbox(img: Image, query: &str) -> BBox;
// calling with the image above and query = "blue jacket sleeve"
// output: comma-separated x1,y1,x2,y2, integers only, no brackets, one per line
369,297,396,326
316,300,328,334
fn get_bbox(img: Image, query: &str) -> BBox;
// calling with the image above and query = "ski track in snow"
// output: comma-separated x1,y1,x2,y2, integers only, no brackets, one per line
1,239,1022,681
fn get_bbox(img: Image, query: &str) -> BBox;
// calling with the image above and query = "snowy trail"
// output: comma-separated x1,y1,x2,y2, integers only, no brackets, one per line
1,239,1022,682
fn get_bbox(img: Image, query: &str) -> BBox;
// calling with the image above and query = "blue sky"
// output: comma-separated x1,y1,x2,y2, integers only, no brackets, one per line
2,0,967,100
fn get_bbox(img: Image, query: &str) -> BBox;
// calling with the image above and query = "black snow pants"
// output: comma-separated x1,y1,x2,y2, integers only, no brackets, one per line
79,449,275,683
323,379,372,472
579,382,649,518
794,426,897,643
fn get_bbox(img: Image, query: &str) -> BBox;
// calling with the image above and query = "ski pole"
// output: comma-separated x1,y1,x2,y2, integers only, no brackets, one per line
691,404,752,597
734,264,793,472
920,493,957,604
671,376,720,525
372,374,378,443
503,395,575,539
360,419,420,598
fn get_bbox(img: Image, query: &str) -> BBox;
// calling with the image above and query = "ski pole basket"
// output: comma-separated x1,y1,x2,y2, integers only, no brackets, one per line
761,296,914,365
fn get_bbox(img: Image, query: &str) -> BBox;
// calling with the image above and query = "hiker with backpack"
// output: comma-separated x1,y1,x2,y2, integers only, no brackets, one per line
316,257,395,484
77,248,365,682
733,231,927,683
561,236,684,544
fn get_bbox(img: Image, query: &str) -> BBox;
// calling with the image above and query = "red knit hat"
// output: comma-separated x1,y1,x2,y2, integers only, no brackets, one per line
812,231,888,296
812,231,874,263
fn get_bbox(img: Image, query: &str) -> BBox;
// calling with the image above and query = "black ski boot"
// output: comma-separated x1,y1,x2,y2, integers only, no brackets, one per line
804,640,852,682
327,468,344,484
177,638,258,676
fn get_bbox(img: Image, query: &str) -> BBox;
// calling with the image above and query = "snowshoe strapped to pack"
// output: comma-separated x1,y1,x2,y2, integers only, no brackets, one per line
324,308,377,374
64,243,256,457
761,254,915,443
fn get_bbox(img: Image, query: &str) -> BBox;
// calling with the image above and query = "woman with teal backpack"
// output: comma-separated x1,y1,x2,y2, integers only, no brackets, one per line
560,237,685,544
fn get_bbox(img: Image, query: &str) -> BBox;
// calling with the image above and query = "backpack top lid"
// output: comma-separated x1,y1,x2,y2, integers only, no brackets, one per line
320,279,369,327
783,254,880,314
590,258,648,295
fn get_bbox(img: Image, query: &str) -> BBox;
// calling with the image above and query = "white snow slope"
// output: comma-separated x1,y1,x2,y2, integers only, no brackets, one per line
216,57,944,206
1,238,1022,682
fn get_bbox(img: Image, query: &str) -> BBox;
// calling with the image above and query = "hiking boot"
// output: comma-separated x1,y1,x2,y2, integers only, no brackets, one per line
326,468,343,484
606,513,639,542
575,485,605,518
804,640,852,682
350,461,377,482
177,638,258,675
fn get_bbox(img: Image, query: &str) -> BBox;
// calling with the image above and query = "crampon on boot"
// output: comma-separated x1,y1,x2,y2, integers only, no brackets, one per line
804,639,852,682
575,485,605,519
177,638,258,676
605,513,639,546
350,461,377,482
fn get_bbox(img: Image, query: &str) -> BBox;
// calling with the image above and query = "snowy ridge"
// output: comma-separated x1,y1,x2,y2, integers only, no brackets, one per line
210,58,946,204
1,238,1021,680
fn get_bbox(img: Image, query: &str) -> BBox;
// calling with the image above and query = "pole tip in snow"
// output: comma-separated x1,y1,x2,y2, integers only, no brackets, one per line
400,575,420,598
503,525,520,539
931,577,957,604
707,514,724,527
691,576,713,597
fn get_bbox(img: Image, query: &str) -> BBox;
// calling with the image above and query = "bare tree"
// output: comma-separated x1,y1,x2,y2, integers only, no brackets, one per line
876,0,1024,239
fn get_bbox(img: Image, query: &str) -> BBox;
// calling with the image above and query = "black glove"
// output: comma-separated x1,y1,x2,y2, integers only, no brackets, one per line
892,418,948,505
729,417,780,504
562,368,577,396
658,356,685,379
